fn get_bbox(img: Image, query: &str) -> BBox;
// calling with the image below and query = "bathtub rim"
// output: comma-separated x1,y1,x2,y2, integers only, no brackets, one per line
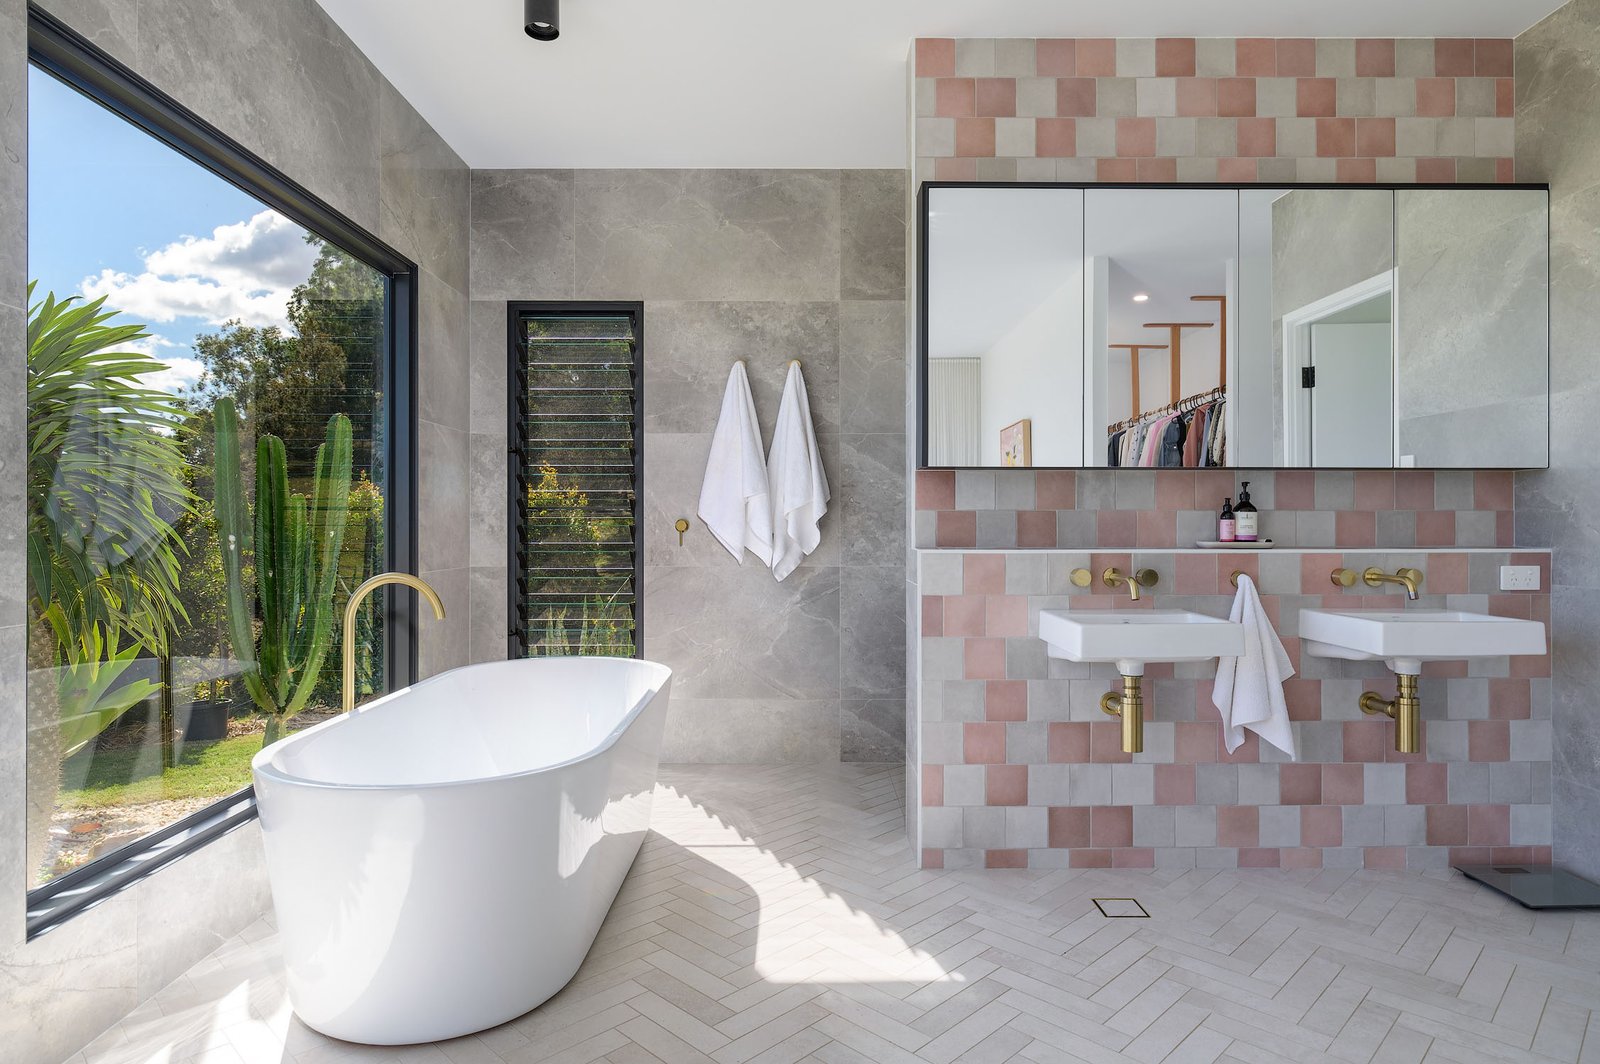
251,656,673,793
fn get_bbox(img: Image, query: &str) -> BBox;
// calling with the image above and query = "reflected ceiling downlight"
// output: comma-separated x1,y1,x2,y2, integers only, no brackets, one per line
1132,293,1150,302
525,0,559,40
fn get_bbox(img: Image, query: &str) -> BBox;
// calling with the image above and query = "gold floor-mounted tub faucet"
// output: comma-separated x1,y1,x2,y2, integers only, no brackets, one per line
342,572,448,713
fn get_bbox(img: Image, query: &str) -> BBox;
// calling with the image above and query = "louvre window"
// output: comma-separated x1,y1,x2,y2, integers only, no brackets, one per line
510,304,643,658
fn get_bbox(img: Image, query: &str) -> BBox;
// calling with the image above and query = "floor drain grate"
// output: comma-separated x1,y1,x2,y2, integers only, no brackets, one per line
1093,897,1150,918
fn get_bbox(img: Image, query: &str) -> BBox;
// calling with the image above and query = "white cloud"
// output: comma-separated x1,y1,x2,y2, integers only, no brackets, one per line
121,334,206,395
81,210,318,331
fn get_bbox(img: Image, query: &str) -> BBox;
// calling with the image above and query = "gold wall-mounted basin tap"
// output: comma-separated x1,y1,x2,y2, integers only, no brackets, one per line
1102,567,1159,602
1363,566,1424,601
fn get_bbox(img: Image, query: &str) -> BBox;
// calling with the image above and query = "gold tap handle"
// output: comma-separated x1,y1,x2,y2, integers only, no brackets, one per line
1070,568,1092,587
1330,567,1358,588
1133,568,1159,588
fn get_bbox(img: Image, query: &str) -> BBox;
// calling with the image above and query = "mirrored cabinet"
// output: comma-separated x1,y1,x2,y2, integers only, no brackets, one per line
919,183,1550,470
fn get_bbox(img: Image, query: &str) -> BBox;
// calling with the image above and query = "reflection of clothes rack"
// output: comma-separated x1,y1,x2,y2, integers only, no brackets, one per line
1106,385,1227,468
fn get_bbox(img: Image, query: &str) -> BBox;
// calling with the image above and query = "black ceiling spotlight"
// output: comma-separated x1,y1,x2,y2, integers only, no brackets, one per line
524,0,558,40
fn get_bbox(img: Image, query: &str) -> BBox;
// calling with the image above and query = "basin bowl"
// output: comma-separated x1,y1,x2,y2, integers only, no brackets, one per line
1298,608,1546,675
1038,610,1245,676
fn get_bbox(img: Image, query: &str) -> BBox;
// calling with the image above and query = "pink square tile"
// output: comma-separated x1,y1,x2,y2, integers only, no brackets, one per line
1217,77,1257,117
1281,763,1322,805
975,78,1018,117
1300,553,1344,594
935,511,976,548
1097,509,1137,547
1296,77,1337,117
1176,722,1219,763
922,848,945,868
1036,117,1078,157
1049,722,1091,763
1496,78,1515,118
1489,678,1532,721
1356,39,1396,77
1357,117,1396,157
1071,848,1113,868
1156,37,1197,77
1236,117,1277,157
933,158,978,180
1091,806,1133,848
1217,806,1259,848
964,722,1007,764
1175,553,1218,595
916,469,955,509
1277,39,1317,76
1475,470,1514,511
1115,117,1157,157
1489,594,1532,619
1364,847,1407,870
1076,38,1117,76
985,849,1027,869
1416,78,1456,117
944,596,986,637
921,765,944,806
1136,510,1176,548
1354,471,1394,511
1035,470,1076,509
1282,678,1321,722
1238,848,1281,868
1049,806,1091,848
964,638,1006,680
1056,78,1097,117
1416,157,1457,182
1335,511,1376,547
1017,511,1057,549
955,117,996,157
1476,39,1513,77
1428,553,1468,595
1342,722,1387,764
1137,157,1178,183
916,39,956,78
1177,77,1217,117
985,679,1028,722
1275,470,1315,509
1406,762,1449,804
1323,763,1365,804
1301,806,1344,846
1281,847,1323,870
1450,846,1493,866
1492,846,1536,866
1154,764,1196,805
1113,848,1156,869
935,78,976,117
1393,469,1435,510
1196,470,1235,505
986,764,1028,806
1423,658,1469,679
921,596,944,637
1434,38,1475,77
986,596,1029,638
1469,804,1511,846
964,554,1007,594
1416,511,1457,547
1235,38,1276,77
1469,720,1511,762
1316,117,1356,156
1091,722,1134,764
1036,39,1076,76
1217,158,1259,182
1426,805,1469,845
1336,158,1378,183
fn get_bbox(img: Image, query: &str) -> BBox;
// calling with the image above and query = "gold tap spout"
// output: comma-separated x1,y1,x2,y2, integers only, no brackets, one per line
343,572,447,713
1363,566,1424,601
1103,567,1159,602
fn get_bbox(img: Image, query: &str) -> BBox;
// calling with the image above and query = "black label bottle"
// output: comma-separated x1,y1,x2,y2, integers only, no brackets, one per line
1235,481,1259,542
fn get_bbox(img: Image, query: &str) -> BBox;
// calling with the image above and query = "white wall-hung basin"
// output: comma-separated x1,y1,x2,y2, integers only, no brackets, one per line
1298,609,1546,676
1038,610,1245,676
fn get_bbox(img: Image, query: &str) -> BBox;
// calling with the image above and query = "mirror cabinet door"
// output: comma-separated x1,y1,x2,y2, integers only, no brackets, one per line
1394,188,1549,468
925,186,1085,467
1085,188,1238,468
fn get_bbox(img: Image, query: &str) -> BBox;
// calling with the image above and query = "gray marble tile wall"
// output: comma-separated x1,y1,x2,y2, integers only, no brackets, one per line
1515,0,1600,882
0,0,469,1057
468,169,908,763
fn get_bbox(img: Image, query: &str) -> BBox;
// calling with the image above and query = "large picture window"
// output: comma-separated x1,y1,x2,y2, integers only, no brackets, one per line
24,15,414,925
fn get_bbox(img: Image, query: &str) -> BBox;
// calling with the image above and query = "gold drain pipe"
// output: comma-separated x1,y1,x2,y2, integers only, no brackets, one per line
1359,674,1421,754
1100,674,1144,753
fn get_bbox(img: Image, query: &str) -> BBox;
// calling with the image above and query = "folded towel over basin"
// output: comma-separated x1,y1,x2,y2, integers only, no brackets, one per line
1212,573,1298,760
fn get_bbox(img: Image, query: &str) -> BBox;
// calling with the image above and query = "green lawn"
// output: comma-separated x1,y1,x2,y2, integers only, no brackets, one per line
57,731,264,811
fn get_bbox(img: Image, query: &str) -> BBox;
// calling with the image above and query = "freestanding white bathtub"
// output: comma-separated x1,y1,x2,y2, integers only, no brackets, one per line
251,656,673,1045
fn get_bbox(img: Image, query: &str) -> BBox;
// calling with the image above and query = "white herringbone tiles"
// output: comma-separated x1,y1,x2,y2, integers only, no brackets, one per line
68,765,1600,1064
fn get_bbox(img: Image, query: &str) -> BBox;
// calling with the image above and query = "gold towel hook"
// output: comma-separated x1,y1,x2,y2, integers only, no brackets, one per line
1230,569,1247,589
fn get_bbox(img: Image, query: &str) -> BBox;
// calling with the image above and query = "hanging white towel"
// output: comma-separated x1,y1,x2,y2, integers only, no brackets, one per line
766,361,829,581
1211,574,1298,760
697,362,773,565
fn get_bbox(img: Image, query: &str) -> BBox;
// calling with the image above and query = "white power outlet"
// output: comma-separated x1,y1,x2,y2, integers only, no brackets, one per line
1500,565,1541,591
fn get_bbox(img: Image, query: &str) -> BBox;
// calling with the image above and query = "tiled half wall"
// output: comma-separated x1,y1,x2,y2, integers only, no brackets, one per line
914,549,1552,871
912,37,1515,184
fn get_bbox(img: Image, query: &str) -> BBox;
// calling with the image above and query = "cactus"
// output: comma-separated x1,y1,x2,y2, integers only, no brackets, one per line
213,397,353,743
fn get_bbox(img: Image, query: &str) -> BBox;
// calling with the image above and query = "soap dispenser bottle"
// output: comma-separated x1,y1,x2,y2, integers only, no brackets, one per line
1218,497,1236,543
1234,481,1259,542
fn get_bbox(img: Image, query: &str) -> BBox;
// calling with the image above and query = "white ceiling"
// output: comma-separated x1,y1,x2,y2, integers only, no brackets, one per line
317,0,1565,170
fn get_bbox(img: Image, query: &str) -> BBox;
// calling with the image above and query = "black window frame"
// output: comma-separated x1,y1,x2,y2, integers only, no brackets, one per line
506,301,645,660
23,4,418,938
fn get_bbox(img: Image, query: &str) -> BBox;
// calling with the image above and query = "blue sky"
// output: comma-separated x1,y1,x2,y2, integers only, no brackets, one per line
28,65,319,393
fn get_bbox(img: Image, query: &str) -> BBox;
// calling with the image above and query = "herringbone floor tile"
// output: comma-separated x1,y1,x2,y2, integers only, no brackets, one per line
70,765,1600,1064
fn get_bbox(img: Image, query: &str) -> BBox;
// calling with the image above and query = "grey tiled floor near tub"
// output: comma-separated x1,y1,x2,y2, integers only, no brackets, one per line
70,764,1600,1064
